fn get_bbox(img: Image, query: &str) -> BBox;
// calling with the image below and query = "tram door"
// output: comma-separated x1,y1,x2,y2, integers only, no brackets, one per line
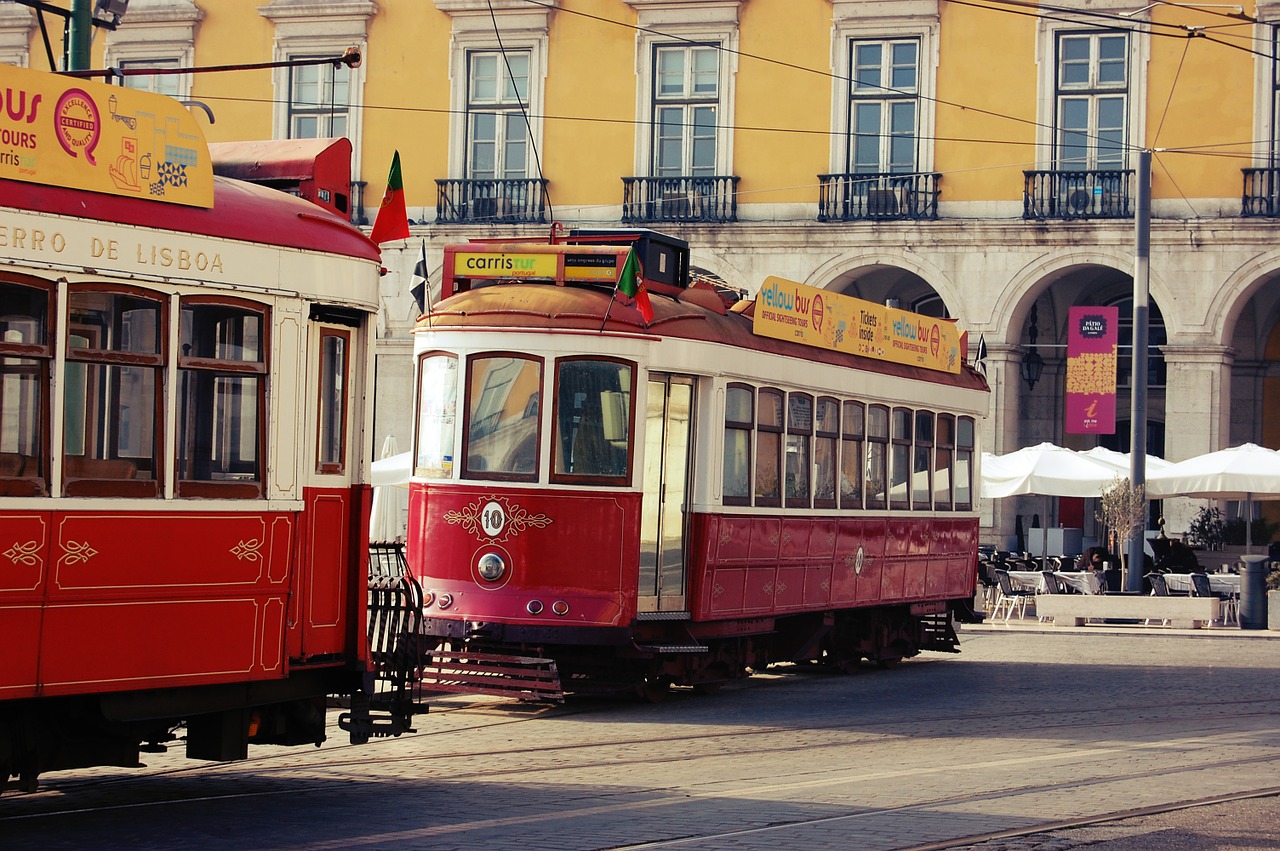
639,374,695,613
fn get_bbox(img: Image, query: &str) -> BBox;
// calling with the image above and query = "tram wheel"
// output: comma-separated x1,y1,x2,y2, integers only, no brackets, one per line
875,655,903,670
640,677,671,703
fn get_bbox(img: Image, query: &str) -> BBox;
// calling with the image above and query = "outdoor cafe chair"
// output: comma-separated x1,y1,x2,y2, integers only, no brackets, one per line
1189,572,1238,625
993,569,1034,622
1145,572,1171,626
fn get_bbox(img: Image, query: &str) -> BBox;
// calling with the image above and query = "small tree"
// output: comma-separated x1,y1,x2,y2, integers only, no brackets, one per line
1097,475,1146,563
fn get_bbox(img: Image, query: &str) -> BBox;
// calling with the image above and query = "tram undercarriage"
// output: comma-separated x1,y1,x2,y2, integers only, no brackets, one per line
408,602,969,703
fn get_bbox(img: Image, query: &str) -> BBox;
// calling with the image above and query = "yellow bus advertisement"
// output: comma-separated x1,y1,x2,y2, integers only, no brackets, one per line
753,276,960,374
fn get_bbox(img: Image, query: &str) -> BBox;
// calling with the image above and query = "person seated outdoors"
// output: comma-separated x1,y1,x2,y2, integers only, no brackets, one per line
1157,539,1202,573
1074,546,1112,572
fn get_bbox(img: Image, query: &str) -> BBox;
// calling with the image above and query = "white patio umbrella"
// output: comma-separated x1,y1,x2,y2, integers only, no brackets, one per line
1146,443,1280,554
369,437,410,544
1080,446,1173,475
981,442,1122,563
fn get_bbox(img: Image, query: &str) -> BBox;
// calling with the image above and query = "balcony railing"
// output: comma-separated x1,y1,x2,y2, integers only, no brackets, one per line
1023,169,1134,220
1241,168,1280,216
435,178,549,225
817,172,940,222
622,175,738,224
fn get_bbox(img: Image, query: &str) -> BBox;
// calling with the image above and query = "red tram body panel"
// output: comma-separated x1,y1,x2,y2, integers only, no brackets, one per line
403,230,989,699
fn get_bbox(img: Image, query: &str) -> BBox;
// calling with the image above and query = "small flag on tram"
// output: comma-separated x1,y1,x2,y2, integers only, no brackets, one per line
974,333,988,378
617,246,654,324
370,150,410,245
410,240,430,315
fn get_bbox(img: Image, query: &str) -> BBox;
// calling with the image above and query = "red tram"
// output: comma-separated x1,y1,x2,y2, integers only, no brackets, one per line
404,227,989,700
0,65,396,791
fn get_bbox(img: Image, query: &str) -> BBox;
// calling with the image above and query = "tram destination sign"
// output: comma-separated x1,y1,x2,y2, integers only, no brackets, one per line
0,63,214,208
752,276,961,374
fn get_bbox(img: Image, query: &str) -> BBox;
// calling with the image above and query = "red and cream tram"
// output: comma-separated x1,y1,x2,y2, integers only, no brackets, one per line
0,65,391,791
405,226,989,700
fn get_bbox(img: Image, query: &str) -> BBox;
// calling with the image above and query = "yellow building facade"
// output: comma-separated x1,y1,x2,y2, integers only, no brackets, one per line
7,0,1279,548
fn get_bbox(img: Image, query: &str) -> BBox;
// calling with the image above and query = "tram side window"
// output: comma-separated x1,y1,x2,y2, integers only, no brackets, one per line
722,383,753,506
785,393,813,508
955,416,975,509
64,287,164,497
754,388,783,507
865,404,888,510
913,410,933,510
813,396,839,509
552,358,633,484
177,300,268,498
840,400,864,510
934,414,955,509
316,329,349,475
889,407,912,510
416,353,458,478
0,278,51,497
464,354,541,481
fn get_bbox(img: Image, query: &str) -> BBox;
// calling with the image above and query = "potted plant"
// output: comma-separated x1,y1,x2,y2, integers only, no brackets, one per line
1098,475,1146,585
1186,506,1226,551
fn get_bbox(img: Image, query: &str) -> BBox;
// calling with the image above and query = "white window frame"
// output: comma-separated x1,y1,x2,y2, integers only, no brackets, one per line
1033,2,1148,170
439,0,551,180
259,0,374,180
464,47,534,180
829,0,939,176
102,0,202,100
627,0,741,179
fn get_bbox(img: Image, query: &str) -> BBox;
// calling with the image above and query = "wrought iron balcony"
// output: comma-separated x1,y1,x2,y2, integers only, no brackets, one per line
1241,168,1280,216
1023,169,1134,220
622,175,738,224
435,178,549,225
817,172,939,222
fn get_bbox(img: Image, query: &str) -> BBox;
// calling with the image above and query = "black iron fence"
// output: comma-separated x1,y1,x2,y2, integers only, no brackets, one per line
1242,168,1280,217
621,175,738,224
817,172,940,222
435,178,549,225
1023,169,1133,219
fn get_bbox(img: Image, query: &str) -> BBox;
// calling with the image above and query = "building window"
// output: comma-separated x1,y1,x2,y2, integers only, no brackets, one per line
316,328,349,475
848,39,920,174
119,58,183,97
1056,32,1128,170
0,277,50,497
723,383,753,506
288,58,350,139
754,388,783,507
466,50,530,180
652,44,720,177
464,354,541,482
177,299,268,498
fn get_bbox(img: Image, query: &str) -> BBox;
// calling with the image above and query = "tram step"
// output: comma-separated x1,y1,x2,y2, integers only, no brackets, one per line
635,644,709,654
635,610,692,621
419,650,564,703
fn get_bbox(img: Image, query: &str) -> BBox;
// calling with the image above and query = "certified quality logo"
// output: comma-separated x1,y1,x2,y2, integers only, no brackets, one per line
55,88,100,165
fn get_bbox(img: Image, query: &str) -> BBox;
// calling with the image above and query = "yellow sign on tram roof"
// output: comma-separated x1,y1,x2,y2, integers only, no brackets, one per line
752,276,961,374
0,63,213,208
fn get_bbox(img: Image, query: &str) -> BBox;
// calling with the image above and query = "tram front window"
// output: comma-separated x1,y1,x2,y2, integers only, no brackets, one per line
553,359,632,482
416,353,458,478
465,355,541,480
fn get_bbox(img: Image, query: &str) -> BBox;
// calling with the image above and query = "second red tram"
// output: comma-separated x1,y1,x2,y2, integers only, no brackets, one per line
403,228,989,699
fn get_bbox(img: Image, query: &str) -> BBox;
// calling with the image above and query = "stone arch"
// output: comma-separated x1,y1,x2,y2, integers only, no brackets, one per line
806,249,964,321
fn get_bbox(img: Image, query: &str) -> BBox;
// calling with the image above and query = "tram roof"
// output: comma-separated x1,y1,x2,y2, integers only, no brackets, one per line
420,280,989,392
4,176,381,262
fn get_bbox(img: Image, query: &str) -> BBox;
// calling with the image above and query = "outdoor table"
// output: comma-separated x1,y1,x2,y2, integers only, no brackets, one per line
1007,570,1100,594
1162,573,1240,597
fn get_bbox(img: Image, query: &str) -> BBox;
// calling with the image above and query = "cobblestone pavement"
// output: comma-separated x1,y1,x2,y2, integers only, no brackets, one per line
4,623,1279,850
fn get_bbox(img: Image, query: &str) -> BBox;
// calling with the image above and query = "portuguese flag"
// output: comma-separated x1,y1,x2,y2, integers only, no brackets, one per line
618,246,654,324
370,150,410,245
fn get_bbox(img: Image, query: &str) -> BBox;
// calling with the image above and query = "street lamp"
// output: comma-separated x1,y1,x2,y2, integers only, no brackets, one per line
1021,349,1045,391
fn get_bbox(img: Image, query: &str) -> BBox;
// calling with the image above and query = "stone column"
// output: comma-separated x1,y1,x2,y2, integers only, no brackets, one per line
1157,344,1234,535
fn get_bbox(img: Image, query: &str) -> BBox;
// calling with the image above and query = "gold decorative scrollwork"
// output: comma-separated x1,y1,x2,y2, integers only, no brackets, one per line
4,540,41,567
62,540,99,565
231,539,263,562
443,495,552,543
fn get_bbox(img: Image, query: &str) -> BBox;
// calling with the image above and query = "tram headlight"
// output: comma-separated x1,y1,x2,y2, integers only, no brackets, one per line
477,552,506,582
